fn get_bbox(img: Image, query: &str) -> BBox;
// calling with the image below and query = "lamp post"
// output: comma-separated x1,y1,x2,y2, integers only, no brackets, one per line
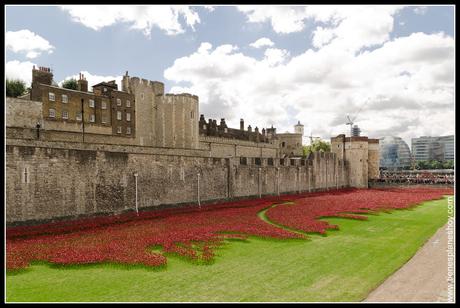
197,172,201,208
133,172,138,215
81,98,85,143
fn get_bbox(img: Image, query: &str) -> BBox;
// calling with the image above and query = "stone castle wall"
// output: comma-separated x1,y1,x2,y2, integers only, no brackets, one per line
6,138,348,225
199,136,279,158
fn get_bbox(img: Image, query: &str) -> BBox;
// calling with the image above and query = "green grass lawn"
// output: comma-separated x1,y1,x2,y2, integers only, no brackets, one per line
6,196,451,302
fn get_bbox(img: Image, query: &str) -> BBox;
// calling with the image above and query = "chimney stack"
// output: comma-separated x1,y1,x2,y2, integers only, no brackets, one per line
240,118,244,131
77,73,88,92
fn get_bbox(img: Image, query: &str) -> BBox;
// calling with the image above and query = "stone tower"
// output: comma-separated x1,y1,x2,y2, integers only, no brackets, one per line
330,134,380,188
122,72,199,149
294,120,304,136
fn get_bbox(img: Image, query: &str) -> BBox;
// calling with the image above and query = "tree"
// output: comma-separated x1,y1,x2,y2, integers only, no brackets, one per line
6,79,26,97
62,78,78,90
442,160,454,169
302,139,331,157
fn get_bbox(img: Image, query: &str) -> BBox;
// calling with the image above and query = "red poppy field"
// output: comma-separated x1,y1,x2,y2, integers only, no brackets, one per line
6,187,453,272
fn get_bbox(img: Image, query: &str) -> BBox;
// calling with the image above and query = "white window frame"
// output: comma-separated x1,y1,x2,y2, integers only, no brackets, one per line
89,99,95,108
62,110,69,119
126,100,131,107
101,101,107,109
62,94,68,103
90,114,95,123
117,98,122,106
126,113,131,122
117,126,122,134
76,112,82,121
48,108,56,118
49,92,55,101
117,111,122,121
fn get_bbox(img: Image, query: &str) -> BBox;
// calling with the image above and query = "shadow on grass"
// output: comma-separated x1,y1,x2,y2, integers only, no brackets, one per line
6,259,168,276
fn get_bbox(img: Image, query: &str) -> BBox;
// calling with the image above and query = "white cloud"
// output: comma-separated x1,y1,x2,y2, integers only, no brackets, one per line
164,29,454,144
6,60,36,85
263,48,289,66
413,6,428,15
249,37,275,48
60,5,200,37
6,30,55,59
238,5,404,52
238,6,309,34
203,6,215,12
312,26,336,48
60,71,123,92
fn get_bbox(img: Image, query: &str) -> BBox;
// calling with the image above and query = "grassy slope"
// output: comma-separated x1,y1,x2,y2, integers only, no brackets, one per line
6,197,451,302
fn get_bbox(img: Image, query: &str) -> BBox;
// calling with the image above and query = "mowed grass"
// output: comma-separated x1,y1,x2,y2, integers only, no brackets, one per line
6,196,451,302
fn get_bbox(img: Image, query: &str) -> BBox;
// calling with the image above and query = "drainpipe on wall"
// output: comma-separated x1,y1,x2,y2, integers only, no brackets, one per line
133,172,139,216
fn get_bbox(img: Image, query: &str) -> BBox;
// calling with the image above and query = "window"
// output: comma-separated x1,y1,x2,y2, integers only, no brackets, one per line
62,94,68,103
49,92,55,101
117,126,122,134
101,115,108,124
76,112,82,121
117,98,122,106
282,142,286,148
101,101,107,109
90,114,95,123
240,157,247,165
48,108,55,118
126,100,131,107
62,110,69,119
126,127,131,135
191,111,194,119
126,113,131,121
117,111,122,120
23,167,29,184
103,87,107,92
89,99,95,108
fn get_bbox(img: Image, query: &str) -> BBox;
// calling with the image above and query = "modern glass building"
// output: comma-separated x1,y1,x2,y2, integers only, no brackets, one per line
411,135,454,161
379,136,412,169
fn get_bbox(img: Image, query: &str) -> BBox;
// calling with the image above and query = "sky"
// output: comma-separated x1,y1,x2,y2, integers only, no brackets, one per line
5,5,455,146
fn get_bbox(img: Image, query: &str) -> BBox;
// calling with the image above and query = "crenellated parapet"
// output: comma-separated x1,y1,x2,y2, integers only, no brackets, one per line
198,114,275,144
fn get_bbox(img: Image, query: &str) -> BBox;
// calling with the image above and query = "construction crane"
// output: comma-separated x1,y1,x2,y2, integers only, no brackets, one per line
308,132,321,145
346,97,370,136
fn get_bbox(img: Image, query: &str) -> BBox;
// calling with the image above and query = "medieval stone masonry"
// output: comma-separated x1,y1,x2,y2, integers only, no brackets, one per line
5,68,379,225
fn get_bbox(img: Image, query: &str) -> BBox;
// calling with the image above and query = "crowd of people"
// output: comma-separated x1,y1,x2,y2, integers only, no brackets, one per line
376,171,455,185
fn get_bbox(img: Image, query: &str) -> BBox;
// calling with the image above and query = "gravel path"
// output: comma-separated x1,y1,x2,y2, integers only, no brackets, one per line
364,223,454,302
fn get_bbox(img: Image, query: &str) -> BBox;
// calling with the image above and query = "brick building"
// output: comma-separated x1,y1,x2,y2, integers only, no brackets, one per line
29,66,135,137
